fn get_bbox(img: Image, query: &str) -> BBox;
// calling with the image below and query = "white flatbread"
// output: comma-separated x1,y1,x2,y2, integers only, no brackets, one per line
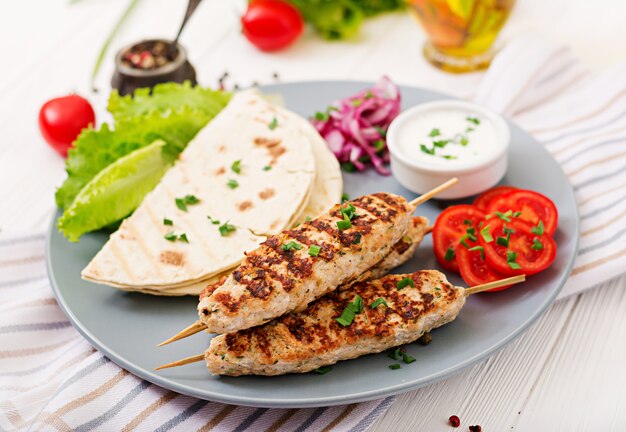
82,91,316,289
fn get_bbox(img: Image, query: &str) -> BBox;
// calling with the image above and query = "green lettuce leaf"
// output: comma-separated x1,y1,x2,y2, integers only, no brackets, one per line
55,83,230,210
107,81,230,122
58,140,171,242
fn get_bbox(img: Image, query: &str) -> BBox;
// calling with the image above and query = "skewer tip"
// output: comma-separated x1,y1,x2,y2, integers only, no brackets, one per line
157,321,206,347
464,274,526,296
155,353,205,370
409,177,459,208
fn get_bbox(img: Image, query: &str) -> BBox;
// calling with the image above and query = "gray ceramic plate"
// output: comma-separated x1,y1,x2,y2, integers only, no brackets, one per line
46,81,579,408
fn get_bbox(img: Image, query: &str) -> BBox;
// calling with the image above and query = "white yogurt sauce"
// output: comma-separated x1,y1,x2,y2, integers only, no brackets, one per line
395,108,499,169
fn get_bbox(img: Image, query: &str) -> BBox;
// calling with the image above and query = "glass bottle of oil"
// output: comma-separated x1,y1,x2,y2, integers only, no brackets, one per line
407,0,516,73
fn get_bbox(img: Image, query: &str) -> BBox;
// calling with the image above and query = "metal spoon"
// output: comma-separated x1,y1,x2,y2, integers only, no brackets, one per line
174,0,203,44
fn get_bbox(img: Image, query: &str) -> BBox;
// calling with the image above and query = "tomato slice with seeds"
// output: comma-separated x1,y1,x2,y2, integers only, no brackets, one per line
473,186,517,211
479,218,557,276
456,238,511,292
486,190,558,236
433,205,486,273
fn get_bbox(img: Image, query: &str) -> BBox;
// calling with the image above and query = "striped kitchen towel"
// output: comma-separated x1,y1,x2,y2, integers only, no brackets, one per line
0,234,394,431
2,35,626,431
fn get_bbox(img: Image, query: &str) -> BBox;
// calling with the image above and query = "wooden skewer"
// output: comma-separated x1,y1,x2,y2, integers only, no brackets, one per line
409,178,458,208
158,224,436,348
155,353,205,370
157,321,206,347
154,275,528,371
158,183,456,348
464,275,526,296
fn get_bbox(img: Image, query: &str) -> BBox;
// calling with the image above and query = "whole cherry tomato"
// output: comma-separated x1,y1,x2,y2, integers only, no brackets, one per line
39,94,95,157
242,0,304,52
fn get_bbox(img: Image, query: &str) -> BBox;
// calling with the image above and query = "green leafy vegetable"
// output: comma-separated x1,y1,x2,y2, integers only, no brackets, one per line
336,294,364,326
397,277,414,290
308,245,322,256
282,241,303,251
55,82,230,240
370,298,388,309
218,221,237,237
57,140,171,242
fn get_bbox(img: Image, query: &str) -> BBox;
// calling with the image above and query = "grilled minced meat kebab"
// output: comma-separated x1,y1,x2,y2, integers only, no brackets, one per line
205,270,464,376
197,193,414,334
198,216,430,301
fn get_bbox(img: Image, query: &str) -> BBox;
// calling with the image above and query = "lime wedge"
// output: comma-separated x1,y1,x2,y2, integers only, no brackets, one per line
58,140,171,242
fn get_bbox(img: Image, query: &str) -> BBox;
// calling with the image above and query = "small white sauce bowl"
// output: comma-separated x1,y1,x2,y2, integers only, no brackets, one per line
387,100,510,200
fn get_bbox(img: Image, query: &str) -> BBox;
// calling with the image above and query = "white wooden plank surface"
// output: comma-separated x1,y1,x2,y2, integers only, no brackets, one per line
2,1,626,431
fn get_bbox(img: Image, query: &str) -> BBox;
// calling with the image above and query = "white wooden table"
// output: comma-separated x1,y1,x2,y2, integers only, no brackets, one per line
3,1,626,430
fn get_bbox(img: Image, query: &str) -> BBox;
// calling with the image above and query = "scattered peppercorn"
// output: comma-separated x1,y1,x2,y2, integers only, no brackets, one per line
272,72,280,80
469,425,482,432
418,333,432,345
121,41,177,70
449,415,460,427
234,83,240,90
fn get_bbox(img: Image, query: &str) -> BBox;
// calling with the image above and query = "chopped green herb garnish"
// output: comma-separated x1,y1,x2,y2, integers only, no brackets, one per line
175,198,187,212
496,236,509,247
163,218,173,226
207,216,220,225
373,140,385,152
314,366,333,375
352,233,362,244
466,127,475,133
513,211,522,217
341,192,350,202
481,226,493,243
531,220,545,236
308,244,321,257
420,144,435,155
340,202,357,220
314,111,329,121
468,245,484,260
227,179,239,189
175,195,200,212
460,136,469,146
335,295,364,327
351,98,363,107
262,165,272,171
282,241,302,251
218,221,236,237
460,235,471,249
389,363,401,370
507,251,522,270
364,91,374,99
397,277,414,290
374,126,387,137
231,159,241,174
429,128,441,137
388,348,402,360
463,219,472,225
370,298,388,309
466,116,480,125
466,227,476,236
268,117,278,130
164,232,177,242
305,216,312,222
503,226,515,235
336,218,351,230
442,155,457,160
341,162,357,172
444,247,455,261
494,210,512,222
402,353,416,364
178,233,189,243
433,140,449,148
532,239,544,250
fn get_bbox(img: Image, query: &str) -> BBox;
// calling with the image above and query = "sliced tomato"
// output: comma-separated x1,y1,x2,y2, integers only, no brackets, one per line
473,186,517,211
456,239,511,292
433,205,486,273
479,218,557,276
486,190,558,236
